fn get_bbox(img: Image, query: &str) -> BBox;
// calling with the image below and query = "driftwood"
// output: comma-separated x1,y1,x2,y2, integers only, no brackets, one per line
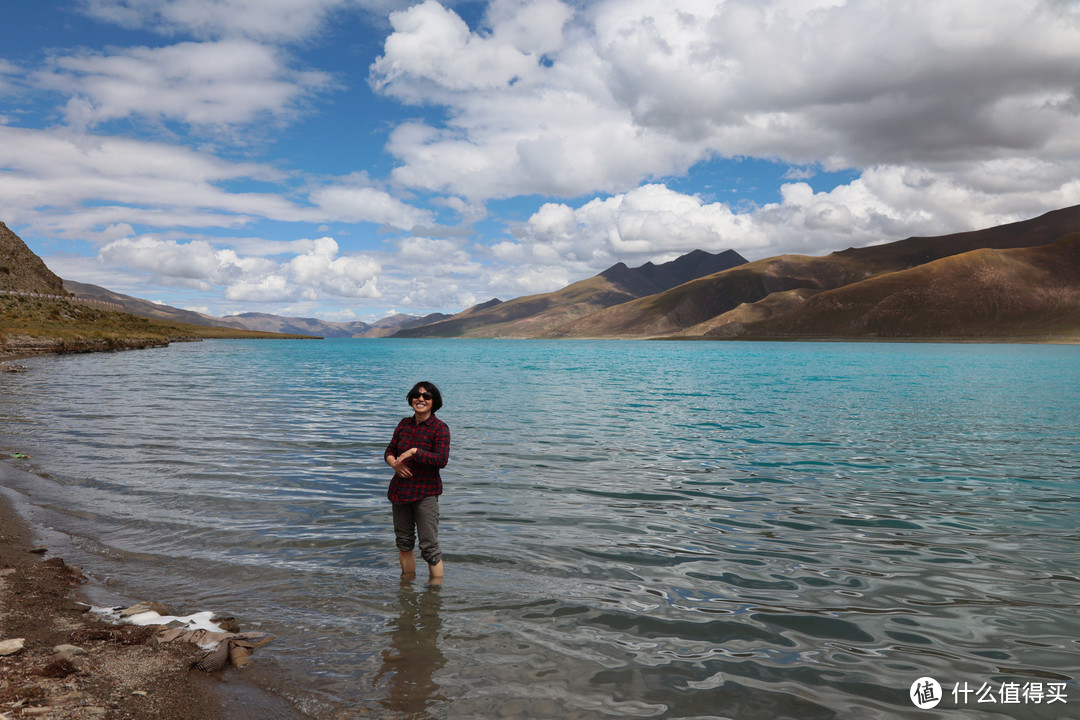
155,627,276,672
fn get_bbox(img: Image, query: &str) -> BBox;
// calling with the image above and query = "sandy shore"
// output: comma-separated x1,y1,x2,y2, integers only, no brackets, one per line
0,482,302,720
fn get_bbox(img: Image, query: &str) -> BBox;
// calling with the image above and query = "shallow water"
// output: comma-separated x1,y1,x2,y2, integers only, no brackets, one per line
1,339,1078,719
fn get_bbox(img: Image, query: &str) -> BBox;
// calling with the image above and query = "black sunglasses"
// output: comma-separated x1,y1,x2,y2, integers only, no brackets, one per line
410,391,433,401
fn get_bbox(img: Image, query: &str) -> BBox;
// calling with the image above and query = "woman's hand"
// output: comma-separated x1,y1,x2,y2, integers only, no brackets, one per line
386,449,418,478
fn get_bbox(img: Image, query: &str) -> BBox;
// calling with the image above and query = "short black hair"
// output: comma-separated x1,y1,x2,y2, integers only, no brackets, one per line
407,381,443,413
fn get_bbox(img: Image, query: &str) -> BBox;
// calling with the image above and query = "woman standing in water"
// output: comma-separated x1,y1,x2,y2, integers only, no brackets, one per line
385,381,449,579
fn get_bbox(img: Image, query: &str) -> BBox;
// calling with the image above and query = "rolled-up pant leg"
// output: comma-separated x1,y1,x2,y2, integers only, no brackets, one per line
415,495,441,566
393,502,417,553
393,495,441,566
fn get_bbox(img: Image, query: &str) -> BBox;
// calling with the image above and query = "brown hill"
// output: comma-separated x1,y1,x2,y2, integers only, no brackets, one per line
352,312,452,338
0,222,66,295
394,249,747,338
696,234,1080,341
550,204,1080,338
393,275,645,338
225,312,361,337
64,280,444,338
224,311,447,338
546,254,867,337
678,288,819,335
63,279,253,330
830,203,1080,273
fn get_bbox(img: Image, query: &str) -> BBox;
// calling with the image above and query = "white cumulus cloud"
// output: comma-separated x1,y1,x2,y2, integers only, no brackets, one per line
309,182,434,229
98,234,382,302
0,126,434,242
80,0,413,42
371,0,1080,207
499,163,1080,284
499,184,769,269
38,39,333,131
371,0,569,99
0,125,294,235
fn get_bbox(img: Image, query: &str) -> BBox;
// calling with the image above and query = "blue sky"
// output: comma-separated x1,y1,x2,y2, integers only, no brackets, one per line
3,0,1080,322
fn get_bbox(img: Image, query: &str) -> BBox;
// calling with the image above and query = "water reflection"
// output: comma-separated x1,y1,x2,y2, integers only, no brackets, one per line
375,578,446,719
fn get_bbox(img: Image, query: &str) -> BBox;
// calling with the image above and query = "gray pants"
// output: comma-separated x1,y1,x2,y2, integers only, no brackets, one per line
392,495,441,565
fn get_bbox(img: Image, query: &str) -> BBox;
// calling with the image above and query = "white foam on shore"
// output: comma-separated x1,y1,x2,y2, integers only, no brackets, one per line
93,607,225,634
127,609,223,632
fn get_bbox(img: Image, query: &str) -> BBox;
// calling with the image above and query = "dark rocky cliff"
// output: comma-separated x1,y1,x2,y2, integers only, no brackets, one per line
0,222,67,295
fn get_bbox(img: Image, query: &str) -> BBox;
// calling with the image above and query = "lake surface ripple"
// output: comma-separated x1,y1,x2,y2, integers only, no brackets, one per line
1,340,1077,719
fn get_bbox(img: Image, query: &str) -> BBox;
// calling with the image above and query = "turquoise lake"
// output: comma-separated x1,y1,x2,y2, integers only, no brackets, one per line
1,339,1078,719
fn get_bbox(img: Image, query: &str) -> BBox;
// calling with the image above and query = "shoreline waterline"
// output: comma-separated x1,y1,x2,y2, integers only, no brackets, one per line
0,459,304,719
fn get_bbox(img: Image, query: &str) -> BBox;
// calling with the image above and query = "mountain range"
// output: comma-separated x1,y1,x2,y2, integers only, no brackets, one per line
393,249,749,338
394,204,1080,341
60,279,449,338
5,204,1080,343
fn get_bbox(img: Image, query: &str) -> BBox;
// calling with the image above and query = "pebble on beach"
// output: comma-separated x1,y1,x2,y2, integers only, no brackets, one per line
0,638,25,656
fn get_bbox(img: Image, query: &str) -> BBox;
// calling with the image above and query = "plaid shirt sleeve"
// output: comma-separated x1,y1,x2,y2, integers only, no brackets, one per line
385,419,407,462
413,419,450,469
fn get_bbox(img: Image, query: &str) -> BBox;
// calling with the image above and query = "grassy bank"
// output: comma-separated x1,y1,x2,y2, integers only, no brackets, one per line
0,294,319,357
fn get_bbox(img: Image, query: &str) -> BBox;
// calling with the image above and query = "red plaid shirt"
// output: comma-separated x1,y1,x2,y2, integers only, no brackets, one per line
385,414,450,504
